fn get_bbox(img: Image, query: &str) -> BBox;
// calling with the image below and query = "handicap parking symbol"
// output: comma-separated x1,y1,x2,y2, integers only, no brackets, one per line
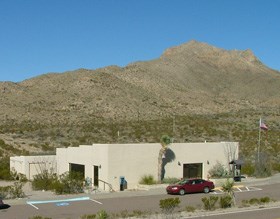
56,202,70,206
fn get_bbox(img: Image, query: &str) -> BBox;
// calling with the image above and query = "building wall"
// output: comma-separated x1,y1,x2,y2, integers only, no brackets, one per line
107,143,160,191
55,142,238,191
10,142,238,190
56,144,110,189
10,155,56,180
56,143,160,190
164,142,238,179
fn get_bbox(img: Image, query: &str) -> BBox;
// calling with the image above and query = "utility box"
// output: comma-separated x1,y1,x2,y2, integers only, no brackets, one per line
120,176,125,191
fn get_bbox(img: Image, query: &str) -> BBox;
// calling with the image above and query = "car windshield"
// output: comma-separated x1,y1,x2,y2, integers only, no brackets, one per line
177,179,189,185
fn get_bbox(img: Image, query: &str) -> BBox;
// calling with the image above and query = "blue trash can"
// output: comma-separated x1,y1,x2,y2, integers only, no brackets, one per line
120,176,125,191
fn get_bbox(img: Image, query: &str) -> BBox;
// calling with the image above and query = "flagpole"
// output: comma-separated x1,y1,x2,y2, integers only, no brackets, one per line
258,118,261,162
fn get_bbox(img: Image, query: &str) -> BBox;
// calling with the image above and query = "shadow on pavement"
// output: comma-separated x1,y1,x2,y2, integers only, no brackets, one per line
0,204,11,209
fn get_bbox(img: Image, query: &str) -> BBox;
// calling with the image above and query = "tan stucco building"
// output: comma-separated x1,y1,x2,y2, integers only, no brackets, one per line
10,142,239,191
10,155,56,180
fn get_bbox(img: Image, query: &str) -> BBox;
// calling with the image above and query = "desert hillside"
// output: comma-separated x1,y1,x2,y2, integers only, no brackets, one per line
0,40,279,172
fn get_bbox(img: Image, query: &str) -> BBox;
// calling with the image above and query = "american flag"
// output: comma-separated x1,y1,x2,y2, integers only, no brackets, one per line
259,118,268,131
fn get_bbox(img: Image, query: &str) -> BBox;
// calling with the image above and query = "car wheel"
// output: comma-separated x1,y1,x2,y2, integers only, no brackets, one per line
179,189,185,195
203,186,210,193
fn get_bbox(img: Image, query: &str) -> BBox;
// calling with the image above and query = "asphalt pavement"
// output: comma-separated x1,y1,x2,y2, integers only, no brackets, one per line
1,173,280,219
2,173,280,205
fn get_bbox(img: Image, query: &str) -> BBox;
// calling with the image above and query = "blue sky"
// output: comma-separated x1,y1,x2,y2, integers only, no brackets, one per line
0,0,279,82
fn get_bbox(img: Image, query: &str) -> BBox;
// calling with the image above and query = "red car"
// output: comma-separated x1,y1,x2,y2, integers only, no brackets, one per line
166,178,215,195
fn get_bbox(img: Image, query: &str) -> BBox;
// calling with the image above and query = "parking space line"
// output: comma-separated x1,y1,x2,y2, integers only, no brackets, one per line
26,196,91,210
212,186,262,195
248,186,262,191
90,199,103,205
28,203,39,210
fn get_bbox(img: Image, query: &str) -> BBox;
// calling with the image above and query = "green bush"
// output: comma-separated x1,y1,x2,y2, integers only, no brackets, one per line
185,205,196,212
208,161,228,178
32,170,57,191
272,163,280,172
139,174,156,185
260,196,270,203
241,162,255,176
162,177,180,184
159,197,180,214
96,210,109,219
0,182,25,199
80,214,96,219
219,195,232,208
0,186,10,199
131,210,147,217
249,198,260,205
201,196,218,211
221,178,235,206
242,197,272,207
8,182,25,199
0,157,12,180
53,171,84,195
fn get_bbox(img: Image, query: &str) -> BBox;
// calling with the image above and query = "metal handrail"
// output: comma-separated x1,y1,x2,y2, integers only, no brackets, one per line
98,179,115,192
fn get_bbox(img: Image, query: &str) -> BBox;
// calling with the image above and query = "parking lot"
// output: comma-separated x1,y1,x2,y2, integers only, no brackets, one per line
2,174,280,219
212,185,262,194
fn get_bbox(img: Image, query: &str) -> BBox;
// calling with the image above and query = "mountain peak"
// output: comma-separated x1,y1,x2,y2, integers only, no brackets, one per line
160,40,262,67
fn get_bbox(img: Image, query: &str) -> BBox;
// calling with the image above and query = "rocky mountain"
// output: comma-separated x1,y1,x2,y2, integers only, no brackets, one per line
0,40,279,157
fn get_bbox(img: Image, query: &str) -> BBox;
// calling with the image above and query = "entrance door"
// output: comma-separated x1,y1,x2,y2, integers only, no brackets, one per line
183,163,202,178
93,165,99,187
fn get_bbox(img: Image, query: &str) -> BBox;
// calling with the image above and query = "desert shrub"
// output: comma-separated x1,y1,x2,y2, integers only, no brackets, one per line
10,171,28,182
61,141,71,147
162,177,180,184
185,205,196,212
272,163,280,172
139,174,156,185
41,143,53,151
242,197,272,207
8,181,25,198
241,162,255,176
249,198,260,205
221,178,235,206
219,195,232,208
221,178,235,192
96,210,109,219
32,170,57,191
201,196,218,211
18,173,28,182
131,210,147,217
53,171,84,194
0,186,10,199
241,199,250,207
119,210,131,218
208,161,228,178
110,210,149,218
254,155,272,178
159,197,180,214
28,216,52,219
0,157,12,180
260,196,271,203
0,182,26,199
80,214,96,219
